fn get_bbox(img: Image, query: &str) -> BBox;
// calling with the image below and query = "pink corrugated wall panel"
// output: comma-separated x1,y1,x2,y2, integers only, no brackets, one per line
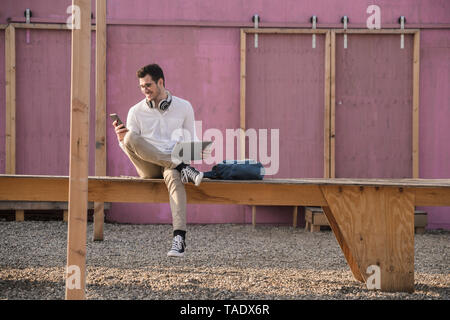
105,25,246,224
14,29,97,176
418,30,450,229
335,34,413,178
244,33,325,224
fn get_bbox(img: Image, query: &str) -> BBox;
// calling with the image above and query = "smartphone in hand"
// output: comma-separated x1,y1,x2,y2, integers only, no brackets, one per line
109,113,125,128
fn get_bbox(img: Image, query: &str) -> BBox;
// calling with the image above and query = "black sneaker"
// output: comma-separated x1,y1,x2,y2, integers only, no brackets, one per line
181,166,203,186
167,235,186,257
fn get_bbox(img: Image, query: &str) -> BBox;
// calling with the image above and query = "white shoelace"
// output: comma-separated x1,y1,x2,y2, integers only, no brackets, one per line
170,235,184,251
182,167,197,183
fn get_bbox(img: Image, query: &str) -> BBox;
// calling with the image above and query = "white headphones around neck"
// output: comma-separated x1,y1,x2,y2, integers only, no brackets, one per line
147,91,172,111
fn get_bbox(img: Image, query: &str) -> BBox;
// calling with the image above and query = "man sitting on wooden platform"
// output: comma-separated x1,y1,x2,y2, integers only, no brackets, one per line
112,64,205,258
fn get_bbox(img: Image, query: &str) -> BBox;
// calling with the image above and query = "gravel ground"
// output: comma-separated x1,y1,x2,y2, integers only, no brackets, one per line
0,221,448,300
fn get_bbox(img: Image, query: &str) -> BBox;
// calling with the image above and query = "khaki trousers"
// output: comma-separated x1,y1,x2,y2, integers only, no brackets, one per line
123,131,187,231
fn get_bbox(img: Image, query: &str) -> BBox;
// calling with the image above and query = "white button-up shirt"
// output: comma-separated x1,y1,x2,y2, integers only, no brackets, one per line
120,95,198,154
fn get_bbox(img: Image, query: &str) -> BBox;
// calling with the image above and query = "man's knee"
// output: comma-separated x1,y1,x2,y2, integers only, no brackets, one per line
164,169,182,183
123,131,137,149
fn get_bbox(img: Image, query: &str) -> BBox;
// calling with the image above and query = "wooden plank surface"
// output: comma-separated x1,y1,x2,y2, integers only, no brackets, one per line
1,175,450,205
1,174,450,186
66,0,91,300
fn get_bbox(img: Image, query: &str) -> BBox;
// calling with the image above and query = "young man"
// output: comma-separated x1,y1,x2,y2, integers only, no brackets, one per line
113,63,203,257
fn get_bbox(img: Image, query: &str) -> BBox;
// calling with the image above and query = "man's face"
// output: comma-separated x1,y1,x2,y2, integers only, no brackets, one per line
139,75,162,101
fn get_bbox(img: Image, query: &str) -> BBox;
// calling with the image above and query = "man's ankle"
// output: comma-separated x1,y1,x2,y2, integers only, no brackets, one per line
173,229,186,239
175,163,188,172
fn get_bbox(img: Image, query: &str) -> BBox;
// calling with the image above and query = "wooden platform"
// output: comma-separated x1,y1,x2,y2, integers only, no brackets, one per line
305,207,428,233
1,174,449,293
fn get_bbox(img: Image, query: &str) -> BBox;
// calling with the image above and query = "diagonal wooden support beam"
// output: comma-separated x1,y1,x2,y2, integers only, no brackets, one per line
320,185,415,292
321,205,364,283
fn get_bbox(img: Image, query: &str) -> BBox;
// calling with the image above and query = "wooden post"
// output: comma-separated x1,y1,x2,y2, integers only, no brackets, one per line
330,31,336,178
251,205,256,227
5,25,16,175
94,0,107,241
324,31,331,178
15,210,24,222
65,0,91,300
239,29,246,161
412,31,420,179
292,206,298,228
5,25,21,221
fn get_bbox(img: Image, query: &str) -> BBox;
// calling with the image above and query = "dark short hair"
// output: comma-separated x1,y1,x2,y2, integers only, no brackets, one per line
137,64,165,86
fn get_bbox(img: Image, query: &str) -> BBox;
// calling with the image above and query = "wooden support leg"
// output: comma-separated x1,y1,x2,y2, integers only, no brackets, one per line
415,227,425,234
252,205,256,227
304,221,310,231
63,210,68,222
292,206,298,228
93,202,104,241
15,210,24,221
321,186,415,292
322,206,364,282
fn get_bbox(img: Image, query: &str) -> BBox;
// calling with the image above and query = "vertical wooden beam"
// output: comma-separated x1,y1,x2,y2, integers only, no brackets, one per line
66,0,91,300
412,31,420,179
241,30,254,227
330,31,336,178
15,210,24,222
292,206,298,228
239,29,246,160
324,31,331,178
5,25,16,175
251,205,256,227
93,0,107,241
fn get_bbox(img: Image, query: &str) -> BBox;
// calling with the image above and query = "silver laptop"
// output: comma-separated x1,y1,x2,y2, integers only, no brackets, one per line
172,141,213,162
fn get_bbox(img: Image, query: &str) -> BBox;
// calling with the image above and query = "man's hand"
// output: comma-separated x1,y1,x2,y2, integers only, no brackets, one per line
202,144,212,160
113,120,128,142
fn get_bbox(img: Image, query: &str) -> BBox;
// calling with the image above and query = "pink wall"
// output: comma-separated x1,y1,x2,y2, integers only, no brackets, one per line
418,30,450,229
335,34,414,178
1,0,449,229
